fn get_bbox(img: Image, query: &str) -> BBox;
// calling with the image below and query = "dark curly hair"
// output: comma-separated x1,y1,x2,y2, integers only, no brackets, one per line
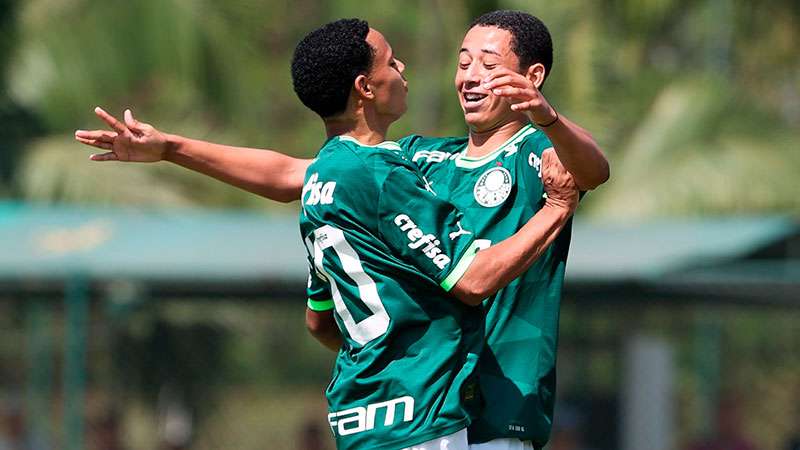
470,10,553,83
291,19,374,118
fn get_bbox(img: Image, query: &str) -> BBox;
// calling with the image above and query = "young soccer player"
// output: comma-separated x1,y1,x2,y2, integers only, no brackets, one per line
78,18,580,450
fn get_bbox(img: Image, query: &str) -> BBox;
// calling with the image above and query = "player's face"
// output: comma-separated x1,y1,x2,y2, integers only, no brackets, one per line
455,26,525,133
365,29,408,121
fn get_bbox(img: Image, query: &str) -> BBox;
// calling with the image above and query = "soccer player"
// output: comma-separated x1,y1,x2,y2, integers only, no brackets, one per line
78,19,579,450
401,12,609,450
76,11,608,450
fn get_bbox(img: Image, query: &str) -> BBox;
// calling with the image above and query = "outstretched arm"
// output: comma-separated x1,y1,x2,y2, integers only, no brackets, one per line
483,69,610,190
75,107,311,202
450,149,578,305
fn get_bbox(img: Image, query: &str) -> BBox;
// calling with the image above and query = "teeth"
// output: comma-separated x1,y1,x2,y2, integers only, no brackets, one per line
464,93,487,102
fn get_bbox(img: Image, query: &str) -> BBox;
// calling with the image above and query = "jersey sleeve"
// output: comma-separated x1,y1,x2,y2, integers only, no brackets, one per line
304,246,334,312
517,131,553,204
397,134,423,162
377,161,487,291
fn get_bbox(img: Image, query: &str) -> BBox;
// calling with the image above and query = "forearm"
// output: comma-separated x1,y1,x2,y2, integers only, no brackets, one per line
165,134,311,202
541,115,609,190
452,204,571,305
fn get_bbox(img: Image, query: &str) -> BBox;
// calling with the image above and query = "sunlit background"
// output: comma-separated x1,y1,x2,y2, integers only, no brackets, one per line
0,1,798,449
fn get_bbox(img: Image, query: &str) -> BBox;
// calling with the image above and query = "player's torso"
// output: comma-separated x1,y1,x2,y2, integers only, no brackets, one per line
401,125,572,445
300,137,482,450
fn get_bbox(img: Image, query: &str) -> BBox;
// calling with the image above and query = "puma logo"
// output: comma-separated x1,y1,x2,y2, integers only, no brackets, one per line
448,221,472,241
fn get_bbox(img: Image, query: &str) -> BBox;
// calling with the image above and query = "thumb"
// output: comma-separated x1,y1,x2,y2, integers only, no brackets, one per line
541,148,555,169
124,109,143,133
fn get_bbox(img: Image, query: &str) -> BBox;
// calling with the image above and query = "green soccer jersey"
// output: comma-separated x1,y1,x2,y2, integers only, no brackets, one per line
399,123,574,447
299,135,488,450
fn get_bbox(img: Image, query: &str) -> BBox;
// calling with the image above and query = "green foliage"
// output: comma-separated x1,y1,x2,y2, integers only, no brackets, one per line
1,0,798,215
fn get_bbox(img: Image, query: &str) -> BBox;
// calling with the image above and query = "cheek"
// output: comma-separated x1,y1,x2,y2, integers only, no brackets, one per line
454,72,464,89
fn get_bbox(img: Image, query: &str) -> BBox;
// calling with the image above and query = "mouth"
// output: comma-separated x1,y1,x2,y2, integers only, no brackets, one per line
462,91,488,107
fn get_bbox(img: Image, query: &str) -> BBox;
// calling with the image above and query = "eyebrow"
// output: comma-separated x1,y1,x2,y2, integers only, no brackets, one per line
459,48,502,56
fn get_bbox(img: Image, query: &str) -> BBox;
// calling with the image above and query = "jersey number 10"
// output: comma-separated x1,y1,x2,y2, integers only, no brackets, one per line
307,225,391,346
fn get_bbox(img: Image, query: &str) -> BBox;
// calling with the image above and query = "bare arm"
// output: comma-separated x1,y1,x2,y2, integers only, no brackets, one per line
450,149,577,305
537,114,609,191
75,107,310,202
305,309,342,352
484,69,610,190
164,134,311,202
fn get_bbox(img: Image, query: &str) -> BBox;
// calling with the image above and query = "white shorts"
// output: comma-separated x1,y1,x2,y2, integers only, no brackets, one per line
469,438,536,450
402,428,469,450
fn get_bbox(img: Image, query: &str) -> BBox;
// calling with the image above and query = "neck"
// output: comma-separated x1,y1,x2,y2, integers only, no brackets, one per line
466,119,529,157
324,109,389,145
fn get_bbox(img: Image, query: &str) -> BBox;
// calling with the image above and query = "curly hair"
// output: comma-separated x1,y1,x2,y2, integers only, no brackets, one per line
291,19,374,118
470,10,553,82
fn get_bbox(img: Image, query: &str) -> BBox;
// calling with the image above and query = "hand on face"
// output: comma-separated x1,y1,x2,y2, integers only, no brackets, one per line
540,148,578,212
75,107,168,162
482,67,557,126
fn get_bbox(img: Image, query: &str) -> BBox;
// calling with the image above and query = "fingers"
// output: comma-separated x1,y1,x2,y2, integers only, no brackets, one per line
75,129,118,141
491,86,531,99
482,74,528,90
541,148,555,179
510,101,532,111
89,152,120,162
481,67,517,84
542,148,566,172
94,106,129,134
75,136,113,150
124,109,143,134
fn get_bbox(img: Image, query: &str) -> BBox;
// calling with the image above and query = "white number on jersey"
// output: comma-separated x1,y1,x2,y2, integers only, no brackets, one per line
307,225,390,346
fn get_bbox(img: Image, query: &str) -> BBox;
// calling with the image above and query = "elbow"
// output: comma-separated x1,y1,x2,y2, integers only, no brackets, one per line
598,161,611,185
275,193,299,204
255,186,301,203
578,160,610,191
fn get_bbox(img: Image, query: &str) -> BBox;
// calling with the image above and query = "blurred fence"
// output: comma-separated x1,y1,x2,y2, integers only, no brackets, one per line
1,202,799,450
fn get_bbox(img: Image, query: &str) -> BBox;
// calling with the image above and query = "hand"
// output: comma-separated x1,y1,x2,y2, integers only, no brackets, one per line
75,107,168,162
540,148,578,213
482,68,557,126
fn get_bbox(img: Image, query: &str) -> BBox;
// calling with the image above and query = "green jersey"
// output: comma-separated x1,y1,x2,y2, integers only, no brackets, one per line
299,135,487,450
399,124,573,447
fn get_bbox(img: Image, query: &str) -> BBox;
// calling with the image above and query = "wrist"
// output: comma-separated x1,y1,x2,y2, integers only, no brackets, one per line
534,110,559,128
163,133,184,162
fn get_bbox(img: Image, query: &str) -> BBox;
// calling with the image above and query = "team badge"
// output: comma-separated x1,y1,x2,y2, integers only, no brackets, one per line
474,167,512,207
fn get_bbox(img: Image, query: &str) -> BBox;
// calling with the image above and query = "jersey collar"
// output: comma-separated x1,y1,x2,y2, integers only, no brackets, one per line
338,135,402,152
454,124,537,169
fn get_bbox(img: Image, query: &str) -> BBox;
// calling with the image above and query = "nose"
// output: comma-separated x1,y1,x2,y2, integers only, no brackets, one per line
396,58,406,73
462,61,482,86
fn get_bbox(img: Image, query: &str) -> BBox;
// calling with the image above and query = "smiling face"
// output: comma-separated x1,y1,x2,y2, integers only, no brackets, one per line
363,28,408,122
455,25,526,133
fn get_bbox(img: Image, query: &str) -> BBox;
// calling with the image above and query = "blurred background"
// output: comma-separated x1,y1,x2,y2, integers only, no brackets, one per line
0,0,798,449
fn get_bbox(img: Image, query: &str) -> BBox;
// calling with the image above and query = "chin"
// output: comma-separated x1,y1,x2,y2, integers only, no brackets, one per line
464,116,493,133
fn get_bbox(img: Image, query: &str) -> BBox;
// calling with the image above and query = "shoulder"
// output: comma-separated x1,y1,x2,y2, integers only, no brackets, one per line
518,125,552,155
399,134,468,152
399,134,468,165
315,136,418,187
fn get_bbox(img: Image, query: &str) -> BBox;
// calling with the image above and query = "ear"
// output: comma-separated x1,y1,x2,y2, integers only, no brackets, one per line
353,74,375,100
525,63,547,89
